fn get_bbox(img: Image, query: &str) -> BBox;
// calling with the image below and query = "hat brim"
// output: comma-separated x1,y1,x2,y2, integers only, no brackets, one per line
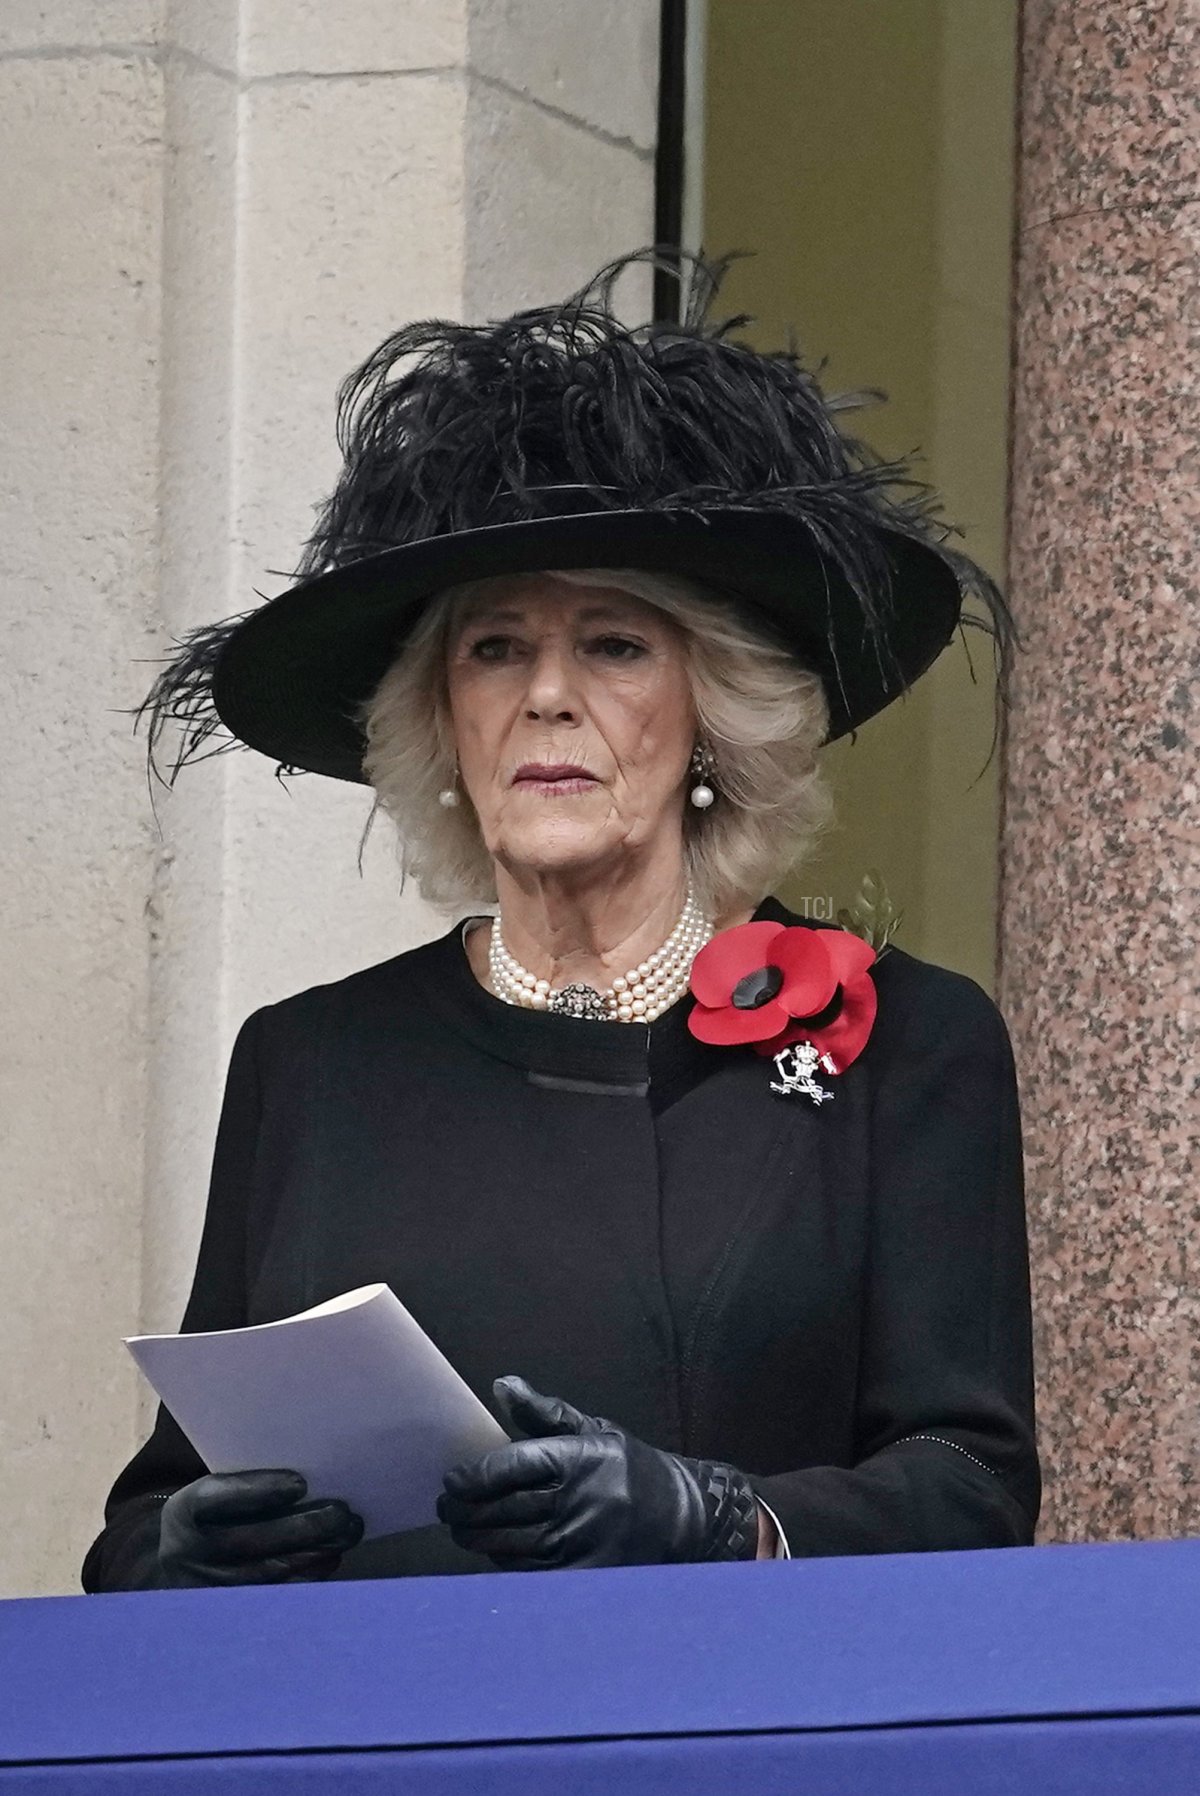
212,508,962,781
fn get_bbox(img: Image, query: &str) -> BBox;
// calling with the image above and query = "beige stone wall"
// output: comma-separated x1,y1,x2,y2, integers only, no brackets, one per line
0,0,657,1597
0,3,164,1607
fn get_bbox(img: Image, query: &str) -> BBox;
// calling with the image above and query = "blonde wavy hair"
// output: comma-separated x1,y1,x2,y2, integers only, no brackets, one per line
361,568,833,919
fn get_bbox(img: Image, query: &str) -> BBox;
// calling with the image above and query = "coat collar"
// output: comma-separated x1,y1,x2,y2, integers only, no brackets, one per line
412,895,831,1089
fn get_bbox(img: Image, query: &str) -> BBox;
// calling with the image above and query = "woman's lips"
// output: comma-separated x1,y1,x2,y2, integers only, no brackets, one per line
512,765,600,795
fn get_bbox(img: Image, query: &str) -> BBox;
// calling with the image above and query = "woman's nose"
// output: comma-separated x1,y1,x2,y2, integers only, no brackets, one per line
524,646,580,721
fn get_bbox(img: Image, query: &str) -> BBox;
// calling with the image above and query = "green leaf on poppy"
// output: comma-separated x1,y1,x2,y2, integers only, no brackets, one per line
836,868,903,957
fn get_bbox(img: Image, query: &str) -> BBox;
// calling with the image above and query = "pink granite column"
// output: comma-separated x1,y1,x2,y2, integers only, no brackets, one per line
1000,0,1200,1540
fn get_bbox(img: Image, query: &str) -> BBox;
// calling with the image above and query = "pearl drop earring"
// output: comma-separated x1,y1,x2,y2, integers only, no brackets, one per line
689,742,717,810
438,772,460,808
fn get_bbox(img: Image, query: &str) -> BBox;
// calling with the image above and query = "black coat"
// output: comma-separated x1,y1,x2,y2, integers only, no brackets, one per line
82,898,1039,1589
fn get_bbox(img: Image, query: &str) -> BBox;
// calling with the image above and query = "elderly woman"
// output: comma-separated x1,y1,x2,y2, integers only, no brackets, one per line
83,252,1038,1590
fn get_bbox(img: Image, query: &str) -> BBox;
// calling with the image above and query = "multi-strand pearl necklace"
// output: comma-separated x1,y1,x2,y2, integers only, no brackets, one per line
488,886,714,1023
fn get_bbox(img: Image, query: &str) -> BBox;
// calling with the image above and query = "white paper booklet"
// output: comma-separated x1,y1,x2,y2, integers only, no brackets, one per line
125,1284,509,1540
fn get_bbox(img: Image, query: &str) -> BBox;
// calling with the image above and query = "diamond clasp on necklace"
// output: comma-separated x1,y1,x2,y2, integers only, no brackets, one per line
547,983,610,1021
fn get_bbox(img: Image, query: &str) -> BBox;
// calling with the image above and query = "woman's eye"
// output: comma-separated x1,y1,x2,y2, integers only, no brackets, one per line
467,636,513,661
591,635,646,660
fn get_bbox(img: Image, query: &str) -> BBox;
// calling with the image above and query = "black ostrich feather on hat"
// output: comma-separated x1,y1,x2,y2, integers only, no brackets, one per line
138,247,1014,782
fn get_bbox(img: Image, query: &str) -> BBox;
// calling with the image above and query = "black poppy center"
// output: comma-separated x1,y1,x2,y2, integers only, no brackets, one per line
732,964,784,1010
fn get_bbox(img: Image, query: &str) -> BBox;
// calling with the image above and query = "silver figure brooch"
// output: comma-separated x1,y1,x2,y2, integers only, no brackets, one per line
769,1040,837,1104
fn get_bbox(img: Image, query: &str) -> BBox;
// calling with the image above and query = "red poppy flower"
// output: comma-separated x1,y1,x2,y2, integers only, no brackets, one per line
688,921,878,1071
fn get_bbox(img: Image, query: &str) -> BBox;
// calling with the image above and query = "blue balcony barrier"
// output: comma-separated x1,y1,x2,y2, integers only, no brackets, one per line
2,1538,1199,1792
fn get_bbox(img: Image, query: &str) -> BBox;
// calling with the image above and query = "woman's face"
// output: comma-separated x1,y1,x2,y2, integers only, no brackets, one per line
445,576,696,882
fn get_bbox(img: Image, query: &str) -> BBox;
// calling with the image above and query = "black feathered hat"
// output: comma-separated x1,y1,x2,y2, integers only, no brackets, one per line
141,249,1011,782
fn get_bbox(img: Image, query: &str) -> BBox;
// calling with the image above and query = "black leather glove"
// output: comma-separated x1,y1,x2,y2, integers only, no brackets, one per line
437,1376,762,1570
156,1470,364,1588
